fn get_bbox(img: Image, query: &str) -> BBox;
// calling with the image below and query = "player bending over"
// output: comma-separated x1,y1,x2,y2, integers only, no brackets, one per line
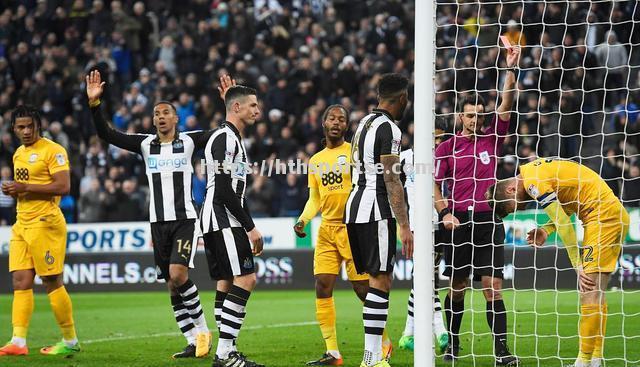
487,158,629,367
1,106,80,357
294,105,392,366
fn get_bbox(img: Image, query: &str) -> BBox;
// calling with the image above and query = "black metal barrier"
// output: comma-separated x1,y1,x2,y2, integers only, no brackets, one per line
2,246,640,293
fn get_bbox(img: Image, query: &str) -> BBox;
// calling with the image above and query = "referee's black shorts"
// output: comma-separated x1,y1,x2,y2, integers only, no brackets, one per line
347,218,397,276
442,211,505,281
203,227,255,280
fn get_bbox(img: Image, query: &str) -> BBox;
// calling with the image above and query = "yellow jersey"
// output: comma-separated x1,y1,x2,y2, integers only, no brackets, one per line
13,138,69,225
519,158,623,224
308,142,352,225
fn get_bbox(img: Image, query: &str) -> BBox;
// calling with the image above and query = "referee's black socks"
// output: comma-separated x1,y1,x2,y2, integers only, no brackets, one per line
444,295,465,348
486,299,508,353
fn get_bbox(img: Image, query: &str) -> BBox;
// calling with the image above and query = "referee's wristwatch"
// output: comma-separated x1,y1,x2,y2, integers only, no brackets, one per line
438,208,451,222
506,66,518,75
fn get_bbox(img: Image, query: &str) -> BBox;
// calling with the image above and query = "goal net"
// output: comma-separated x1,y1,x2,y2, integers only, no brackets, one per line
431,1,640,366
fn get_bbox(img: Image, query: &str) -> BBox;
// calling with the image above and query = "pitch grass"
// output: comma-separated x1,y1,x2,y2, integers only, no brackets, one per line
1,289,640,367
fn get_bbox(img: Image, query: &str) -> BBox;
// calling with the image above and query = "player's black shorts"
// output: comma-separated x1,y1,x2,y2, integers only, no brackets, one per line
203,227,255,280
347,218,397,276
150,219,198,281
442,211,505,281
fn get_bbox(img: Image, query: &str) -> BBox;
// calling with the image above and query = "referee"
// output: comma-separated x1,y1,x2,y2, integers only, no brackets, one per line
434,46,520,365
345,73,413,367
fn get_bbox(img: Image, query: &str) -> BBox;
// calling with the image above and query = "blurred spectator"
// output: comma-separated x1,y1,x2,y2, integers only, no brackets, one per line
246,175,275,217
0,165,15,225
278,173,305,217
622,164,640,207
45,121,70,151
103,178,146,222
78,177,104,223
192,161,206,209
0,0,638,224
59,194,76,223
594,31,629,108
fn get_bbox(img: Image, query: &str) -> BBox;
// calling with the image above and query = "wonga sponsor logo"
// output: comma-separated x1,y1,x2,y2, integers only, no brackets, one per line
148,157,188,170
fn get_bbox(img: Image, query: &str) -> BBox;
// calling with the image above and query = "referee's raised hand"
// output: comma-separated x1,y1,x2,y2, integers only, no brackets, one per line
248,227,264,256
400,223,414,259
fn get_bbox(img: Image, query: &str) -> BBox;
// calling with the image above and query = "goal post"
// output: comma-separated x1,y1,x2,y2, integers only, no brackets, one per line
413,0,640,366
413,0,436,366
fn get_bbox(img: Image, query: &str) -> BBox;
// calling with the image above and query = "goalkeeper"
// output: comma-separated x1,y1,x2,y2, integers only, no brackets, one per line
487,158,630,367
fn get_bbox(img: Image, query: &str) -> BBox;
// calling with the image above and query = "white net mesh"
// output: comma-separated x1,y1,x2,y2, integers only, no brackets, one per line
434,1,640,366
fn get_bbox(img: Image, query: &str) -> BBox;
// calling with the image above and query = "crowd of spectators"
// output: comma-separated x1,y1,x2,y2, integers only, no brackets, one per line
0,0,639,226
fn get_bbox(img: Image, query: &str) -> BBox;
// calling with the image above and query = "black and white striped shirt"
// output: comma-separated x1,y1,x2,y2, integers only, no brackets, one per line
90,106,212,223
201,122,255,233
345,109,402,224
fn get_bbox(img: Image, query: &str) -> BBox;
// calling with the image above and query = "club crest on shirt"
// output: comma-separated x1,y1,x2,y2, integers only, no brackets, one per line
391,139,401,154
243,257,253,269
527,184,539,198
337,154,347,166
44,250,55,265
55,153,66,166
479,150,490,165
29,153,38,163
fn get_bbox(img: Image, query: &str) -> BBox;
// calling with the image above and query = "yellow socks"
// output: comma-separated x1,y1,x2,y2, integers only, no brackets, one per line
316,297,338,353
12,289,34,345
382,327,390,344
48,286,77,342
592,304,607,359
578,304,602,362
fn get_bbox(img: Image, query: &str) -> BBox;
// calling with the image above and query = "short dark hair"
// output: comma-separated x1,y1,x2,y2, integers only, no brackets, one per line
225,85,257,109
153,100,177,113
486,179,511,218
11,105,42,135
457,93,486,113
377,73,409,100
321,104,349,122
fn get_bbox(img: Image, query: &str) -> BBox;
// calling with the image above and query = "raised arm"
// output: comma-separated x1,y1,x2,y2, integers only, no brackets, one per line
496,46,520,122
186,75,238,149
86,70,145,154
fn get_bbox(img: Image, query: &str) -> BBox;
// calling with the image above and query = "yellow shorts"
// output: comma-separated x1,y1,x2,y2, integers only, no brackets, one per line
582,209,629,274
314,224,368,281
9,213,67,276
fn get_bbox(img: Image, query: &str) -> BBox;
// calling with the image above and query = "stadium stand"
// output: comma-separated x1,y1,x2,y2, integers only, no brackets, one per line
0,0,638,225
